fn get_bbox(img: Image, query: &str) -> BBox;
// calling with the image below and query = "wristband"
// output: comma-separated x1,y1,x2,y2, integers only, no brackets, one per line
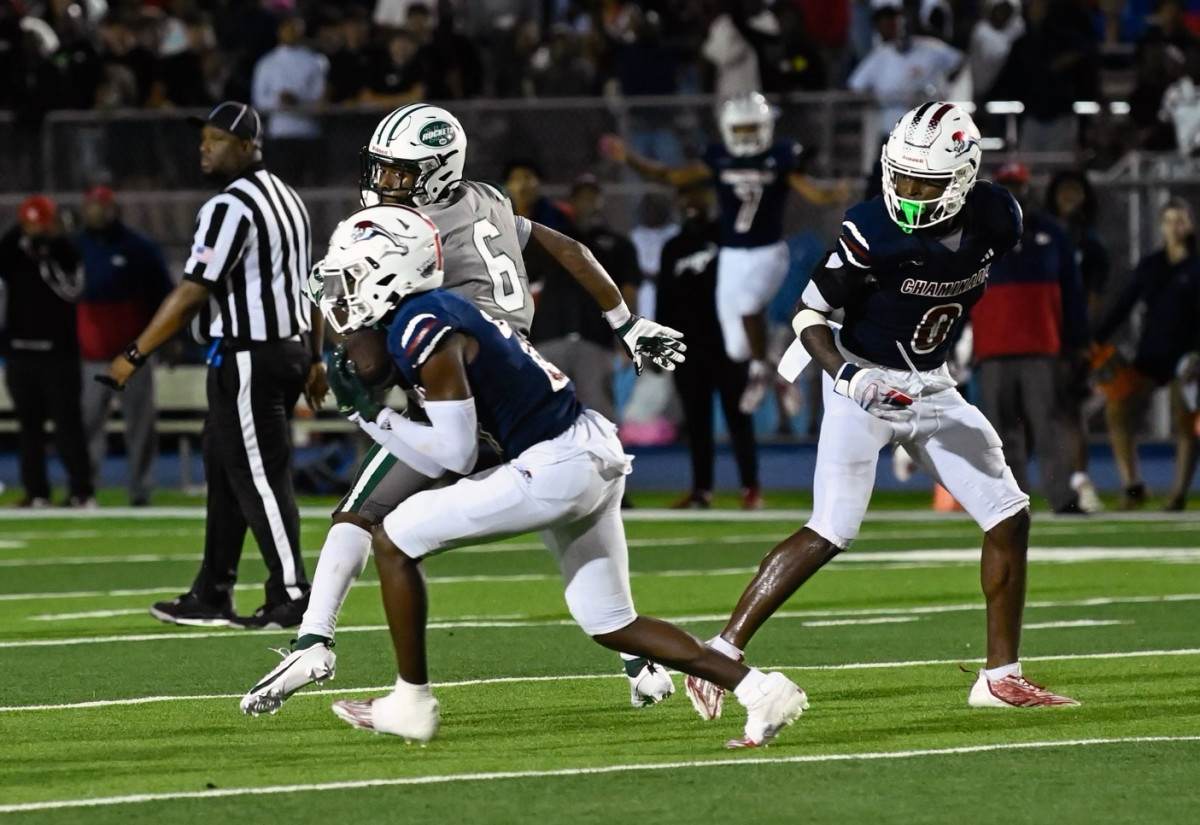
602,301,632,328
833,363,859,396
122,341,147,368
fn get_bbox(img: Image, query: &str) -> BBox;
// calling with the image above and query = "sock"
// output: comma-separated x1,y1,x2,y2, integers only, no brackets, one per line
394,675,434,699
984,662,1021,681
296,522,371,640
1070,472,1088,489
709,635,743,660
733,668,769,705
293,633,331,650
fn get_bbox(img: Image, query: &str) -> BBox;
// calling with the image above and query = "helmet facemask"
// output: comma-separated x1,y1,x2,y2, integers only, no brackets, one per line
881,158,974,233
360,104,467,208
881,102,981,233
719,93,775,157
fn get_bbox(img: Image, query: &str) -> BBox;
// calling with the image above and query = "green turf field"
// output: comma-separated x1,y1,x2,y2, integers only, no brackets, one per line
1,496,1198,824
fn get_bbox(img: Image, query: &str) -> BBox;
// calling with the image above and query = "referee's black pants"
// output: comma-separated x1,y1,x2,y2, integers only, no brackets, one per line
673,348,759,493
192,339,311,609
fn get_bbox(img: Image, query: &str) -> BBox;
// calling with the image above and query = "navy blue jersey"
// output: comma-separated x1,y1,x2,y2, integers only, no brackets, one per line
702,140,803,249
387,290,582,458
813,181,1022,371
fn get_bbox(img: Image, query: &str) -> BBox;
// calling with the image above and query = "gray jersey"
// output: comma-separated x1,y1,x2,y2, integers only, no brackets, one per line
422,180,535,336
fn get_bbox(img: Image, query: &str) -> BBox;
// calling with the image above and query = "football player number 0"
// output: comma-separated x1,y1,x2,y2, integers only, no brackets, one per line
911,303,963,354
473,219,525,312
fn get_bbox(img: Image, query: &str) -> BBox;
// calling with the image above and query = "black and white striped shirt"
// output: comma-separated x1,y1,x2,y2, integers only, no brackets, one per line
183,163,312,343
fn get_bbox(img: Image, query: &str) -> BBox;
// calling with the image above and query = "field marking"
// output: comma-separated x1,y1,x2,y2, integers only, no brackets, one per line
1024,620,1130,630
6,544,1200,570
7,592,1199,643
2,505,1199,524
1,735,1197,813
2,647,1197,712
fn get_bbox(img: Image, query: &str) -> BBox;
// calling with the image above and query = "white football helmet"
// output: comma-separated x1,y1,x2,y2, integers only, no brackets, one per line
314,204,444,333
719,92,774,157
881,101,981,232
361,104,467,207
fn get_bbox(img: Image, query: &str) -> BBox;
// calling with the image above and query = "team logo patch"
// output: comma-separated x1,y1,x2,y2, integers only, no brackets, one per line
418,121,457,148
349,220,409,252
192,244,214,264
949,130,980,156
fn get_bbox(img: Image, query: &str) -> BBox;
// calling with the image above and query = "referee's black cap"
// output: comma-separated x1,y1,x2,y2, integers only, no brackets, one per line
188,101,264,148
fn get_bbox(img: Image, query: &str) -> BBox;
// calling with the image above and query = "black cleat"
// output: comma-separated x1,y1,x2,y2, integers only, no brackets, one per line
150,592,236,627
231,593,310,630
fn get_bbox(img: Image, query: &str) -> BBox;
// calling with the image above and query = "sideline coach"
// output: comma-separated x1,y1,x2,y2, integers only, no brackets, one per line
104,102,329,628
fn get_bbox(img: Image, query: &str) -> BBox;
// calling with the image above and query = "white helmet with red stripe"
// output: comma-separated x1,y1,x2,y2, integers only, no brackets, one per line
313,204,444,333
881,101,981,232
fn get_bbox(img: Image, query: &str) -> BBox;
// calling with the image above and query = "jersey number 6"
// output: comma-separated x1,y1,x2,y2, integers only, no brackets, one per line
473,218,525,313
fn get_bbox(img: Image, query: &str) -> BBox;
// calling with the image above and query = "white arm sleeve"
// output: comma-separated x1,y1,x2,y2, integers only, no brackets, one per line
359,398,479,476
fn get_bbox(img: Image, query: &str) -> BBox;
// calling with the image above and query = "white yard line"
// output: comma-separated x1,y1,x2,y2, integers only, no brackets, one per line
1,735,1197,813
10,592,1200,635
2,647,1198,712
6,544,1200,570
1025,620,1131,630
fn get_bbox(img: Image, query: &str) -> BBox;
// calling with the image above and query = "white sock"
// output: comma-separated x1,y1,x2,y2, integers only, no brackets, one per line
297,522,372,640
394,675,434,699
618,652,641,662
733,668,769,705
984,662,1021,681
1070,472,1088,489
708,635,743,660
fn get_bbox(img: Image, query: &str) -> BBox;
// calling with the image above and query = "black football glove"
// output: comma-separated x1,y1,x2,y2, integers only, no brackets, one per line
326,345,383,422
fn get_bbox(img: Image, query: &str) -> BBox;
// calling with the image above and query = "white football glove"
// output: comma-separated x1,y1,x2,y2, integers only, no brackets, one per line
612,314,687,375
834,363,914,421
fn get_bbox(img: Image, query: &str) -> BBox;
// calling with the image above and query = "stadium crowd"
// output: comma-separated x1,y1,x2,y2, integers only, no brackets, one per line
1,0,1199,515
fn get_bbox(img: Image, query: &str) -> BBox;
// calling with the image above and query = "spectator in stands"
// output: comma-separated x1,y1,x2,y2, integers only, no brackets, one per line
503,157,574,234
1092,197,1200,511
1127,21,1187,151
702,0,767,101
529,174,640,422
157,13,216,107
75,186,174,507
0,195,93,508
1045,168,1111,512
848,0,963,142
969,0,1026,103
990,0,1100,152
251,14,328,185
971,161,1089,514
423,0,483,99
657,181,760,510
319,7,372,103
359,29,428,106
769,1,829,92
528,24,594,97
212,0,280,102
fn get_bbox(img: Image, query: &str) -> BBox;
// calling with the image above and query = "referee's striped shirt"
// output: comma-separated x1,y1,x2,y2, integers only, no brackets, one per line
183,163,312,343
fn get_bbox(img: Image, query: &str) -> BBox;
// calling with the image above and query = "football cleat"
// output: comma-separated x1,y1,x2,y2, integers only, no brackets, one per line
149,592,235,627
332,689,440,744
240,641,336,716
966,668,1080,708
1072,475,1104,513
626,658,675,707
739,360,772,414
686,642,743,720
726,672,808,749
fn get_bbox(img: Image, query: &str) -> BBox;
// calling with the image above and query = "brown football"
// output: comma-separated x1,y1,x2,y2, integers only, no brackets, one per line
343,327,396,389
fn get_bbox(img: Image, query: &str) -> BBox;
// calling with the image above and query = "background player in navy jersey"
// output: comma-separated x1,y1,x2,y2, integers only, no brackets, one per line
685,102,1079,719
307,204,807,747
242,104,684,715
606,91,849,413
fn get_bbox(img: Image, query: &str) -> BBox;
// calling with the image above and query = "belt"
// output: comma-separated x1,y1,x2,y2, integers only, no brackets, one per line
206,334,305,367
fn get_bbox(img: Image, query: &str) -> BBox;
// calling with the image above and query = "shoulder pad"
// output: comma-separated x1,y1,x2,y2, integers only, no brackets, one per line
966,181,1022,252
837,198,898,269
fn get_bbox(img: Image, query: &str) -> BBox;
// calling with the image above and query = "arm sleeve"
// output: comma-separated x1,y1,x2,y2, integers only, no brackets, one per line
182,195,252,287
360,399,479,476
808,249,874,310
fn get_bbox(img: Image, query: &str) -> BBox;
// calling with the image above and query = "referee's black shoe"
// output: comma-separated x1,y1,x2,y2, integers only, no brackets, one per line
150,592,236,627
232,592,310,630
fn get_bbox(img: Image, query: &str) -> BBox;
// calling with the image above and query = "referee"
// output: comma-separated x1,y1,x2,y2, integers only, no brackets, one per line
104,101,329,628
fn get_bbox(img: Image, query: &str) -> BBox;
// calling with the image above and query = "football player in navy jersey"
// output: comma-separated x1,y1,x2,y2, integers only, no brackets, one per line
607,91,849,413
685,102,1079,718
312,204,808,747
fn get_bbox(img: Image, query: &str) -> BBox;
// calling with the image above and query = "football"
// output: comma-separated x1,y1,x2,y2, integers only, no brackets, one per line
342,327,396,389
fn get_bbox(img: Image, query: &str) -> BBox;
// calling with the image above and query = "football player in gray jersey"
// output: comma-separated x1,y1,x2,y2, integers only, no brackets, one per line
242,103,685,715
